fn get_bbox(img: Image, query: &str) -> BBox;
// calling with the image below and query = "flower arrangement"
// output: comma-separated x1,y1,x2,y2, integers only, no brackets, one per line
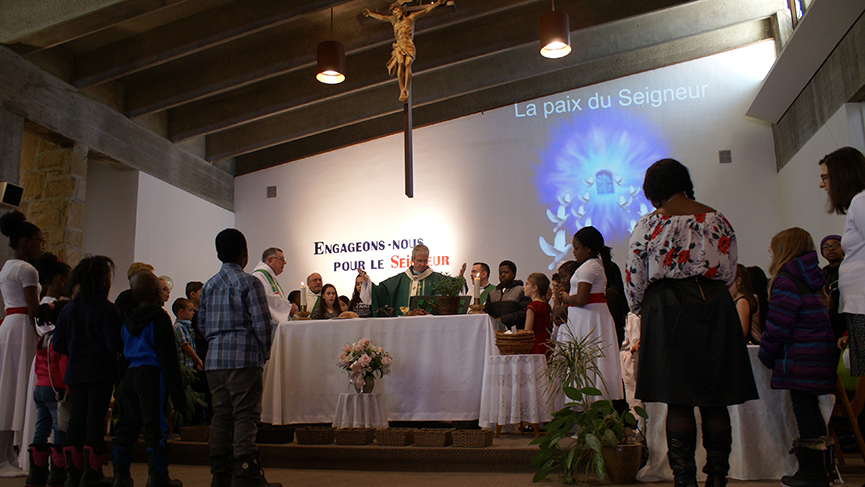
337,338,393,391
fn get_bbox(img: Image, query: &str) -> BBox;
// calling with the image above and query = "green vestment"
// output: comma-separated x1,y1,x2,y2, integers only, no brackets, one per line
371,269,445,316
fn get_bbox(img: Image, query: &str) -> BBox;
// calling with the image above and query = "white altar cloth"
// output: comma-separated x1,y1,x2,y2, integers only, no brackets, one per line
479,354,553,429
332,393,389,429
637,345,834,481
261,314,497,424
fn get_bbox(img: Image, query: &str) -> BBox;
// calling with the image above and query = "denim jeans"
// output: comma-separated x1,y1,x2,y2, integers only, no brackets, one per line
33,386,66,445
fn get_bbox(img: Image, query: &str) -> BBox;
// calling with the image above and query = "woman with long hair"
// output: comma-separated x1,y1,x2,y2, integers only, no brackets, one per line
730,264,759,342
0,211,44,477
626,159,757,487
312,284,345,319
759,228,836,487
557,226,624,400
818,147,865,375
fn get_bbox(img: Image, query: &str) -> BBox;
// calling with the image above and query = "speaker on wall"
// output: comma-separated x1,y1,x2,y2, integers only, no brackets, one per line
0,182,23,209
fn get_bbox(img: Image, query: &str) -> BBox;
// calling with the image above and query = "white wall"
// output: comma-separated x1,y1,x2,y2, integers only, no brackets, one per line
777,103,865,265
81,161,139,300
235,42,784,296
133,172,235,311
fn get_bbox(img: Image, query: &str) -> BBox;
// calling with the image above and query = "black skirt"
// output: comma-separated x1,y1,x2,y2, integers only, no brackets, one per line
635,276,758,406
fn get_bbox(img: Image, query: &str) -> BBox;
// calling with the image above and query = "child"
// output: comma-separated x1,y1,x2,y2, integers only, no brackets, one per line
173,298,203,372
51,256,123,487
112,271,185,487
758,228,836,487
27,254,71,487
524,273,552,356
550,261,578,338
312,284,345,319
558,227,624,400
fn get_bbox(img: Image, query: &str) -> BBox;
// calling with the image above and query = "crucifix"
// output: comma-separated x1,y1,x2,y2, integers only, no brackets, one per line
362,1,455,197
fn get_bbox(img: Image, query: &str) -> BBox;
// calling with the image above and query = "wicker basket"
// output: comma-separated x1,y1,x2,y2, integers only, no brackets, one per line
452,429,494,448
414,428,454,447
334,428,376,445
495,330,535,355
178,425,210,443
295,427,335,445
375,428,414,446
255,425,294,444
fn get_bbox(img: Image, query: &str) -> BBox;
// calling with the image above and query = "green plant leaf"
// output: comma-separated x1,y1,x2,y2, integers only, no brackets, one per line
563,386,582,400
580,386,602,396
593,450,606,479
634,405,649,419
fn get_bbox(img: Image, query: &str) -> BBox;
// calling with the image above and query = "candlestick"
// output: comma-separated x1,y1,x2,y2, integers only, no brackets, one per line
300,282,307,309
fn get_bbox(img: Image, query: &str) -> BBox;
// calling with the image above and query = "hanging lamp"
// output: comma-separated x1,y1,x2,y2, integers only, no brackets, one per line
539,1,571,59
317,9,345,84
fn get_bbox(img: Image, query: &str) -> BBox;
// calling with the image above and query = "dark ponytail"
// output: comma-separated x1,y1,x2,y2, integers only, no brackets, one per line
574,226,616,283
0,210,40,249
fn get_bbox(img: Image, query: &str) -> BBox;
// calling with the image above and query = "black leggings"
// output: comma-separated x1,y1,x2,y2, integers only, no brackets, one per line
65,382,114,451
790,390,826,440
667,404,731,443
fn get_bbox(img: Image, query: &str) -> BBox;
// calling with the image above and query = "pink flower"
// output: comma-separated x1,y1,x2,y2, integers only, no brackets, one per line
354,344,362,352
342,344,350,353
339,353,347,361
359,338,370,346
382,357,391,366
359,354,372,367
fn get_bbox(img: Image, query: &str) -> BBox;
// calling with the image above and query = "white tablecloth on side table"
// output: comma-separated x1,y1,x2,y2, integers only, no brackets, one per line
332,393,389,429
479,354,553,429
637,345,835,481
262,314,498,424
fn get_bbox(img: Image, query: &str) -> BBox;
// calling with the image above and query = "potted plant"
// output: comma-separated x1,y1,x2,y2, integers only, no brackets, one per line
430,272,466,315
337,338,393,393
531,328,647,484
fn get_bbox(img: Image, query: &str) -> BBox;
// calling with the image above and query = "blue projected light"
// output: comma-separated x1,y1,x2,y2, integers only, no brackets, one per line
535,112,667,270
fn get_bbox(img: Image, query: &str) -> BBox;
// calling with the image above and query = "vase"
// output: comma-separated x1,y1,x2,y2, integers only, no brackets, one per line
354,375,375,393
601,443,643,484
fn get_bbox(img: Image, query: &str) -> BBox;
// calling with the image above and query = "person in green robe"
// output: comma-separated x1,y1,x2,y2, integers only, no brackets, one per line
358,244,447,316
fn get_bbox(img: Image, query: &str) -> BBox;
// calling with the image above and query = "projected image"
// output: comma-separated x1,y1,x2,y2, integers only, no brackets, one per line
535,112,667,270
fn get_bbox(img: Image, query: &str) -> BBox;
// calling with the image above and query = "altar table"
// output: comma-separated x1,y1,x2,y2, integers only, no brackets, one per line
261,314,498,424
637,345,834,481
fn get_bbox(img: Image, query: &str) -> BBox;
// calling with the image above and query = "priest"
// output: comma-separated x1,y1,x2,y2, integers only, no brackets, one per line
252,247,297,325
359,244,448,316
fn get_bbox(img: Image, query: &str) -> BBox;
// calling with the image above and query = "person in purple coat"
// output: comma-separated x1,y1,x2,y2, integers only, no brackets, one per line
759,228,836,487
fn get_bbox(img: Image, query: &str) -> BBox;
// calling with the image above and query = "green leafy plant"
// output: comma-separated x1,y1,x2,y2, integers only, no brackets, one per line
430,273,466,297
531,327,647,483
167,366,207,431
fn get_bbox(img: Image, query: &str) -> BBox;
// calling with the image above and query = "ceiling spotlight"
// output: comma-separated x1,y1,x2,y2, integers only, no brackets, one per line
540,1,571,59
317,9,345,84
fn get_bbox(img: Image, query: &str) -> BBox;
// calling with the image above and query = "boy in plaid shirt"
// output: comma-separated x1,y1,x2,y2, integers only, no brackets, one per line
199,229,279,487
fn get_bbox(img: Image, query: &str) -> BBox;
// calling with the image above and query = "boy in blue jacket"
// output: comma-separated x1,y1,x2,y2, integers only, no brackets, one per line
112,271,185,487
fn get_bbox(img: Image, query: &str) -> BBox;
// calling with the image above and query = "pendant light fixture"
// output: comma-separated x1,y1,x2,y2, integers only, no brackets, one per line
317,8,345,84
539,0,571,59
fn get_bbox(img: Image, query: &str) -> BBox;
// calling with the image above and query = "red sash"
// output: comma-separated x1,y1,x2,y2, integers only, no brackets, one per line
568,293,607,307
0,307,28,327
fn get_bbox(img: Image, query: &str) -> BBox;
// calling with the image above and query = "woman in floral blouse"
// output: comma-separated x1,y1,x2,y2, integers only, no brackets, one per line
625,159,757,487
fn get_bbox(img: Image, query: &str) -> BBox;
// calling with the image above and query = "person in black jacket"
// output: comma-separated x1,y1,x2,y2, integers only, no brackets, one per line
111,271,185,487
484,260,531,330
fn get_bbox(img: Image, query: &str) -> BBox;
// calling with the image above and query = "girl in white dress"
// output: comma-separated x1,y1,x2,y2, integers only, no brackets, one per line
557,226,624,400
0,211,44,477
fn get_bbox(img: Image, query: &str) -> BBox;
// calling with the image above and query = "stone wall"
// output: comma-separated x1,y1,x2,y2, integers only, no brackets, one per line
18,131,87,265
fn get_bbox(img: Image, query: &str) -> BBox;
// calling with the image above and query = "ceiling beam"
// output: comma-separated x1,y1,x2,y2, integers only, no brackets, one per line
2,0,190,55
123,0,545,118
0,46,233,210
234,17,773,176
167,0,691,140
211,0,782,161
71,0,351,88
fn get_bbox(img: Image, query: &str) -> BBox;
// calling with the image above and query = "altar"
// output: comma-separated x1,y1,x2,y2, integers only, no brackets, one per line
261,314,498,424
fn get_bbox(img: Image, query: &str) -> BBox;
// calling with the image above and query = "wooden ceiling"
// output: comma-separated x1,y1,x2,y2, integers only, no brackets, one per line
1,0,784,176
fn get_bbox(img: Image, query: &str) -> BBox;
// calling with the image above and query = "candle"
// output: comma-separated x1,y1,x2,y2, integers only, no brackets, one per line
473,272,480,302
300,282,307,309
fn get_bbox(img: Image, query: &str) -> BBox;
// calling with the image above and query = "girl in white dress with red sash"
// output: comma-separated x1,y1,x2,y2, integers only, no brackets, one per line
0,211,44,477
557,226,624,400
